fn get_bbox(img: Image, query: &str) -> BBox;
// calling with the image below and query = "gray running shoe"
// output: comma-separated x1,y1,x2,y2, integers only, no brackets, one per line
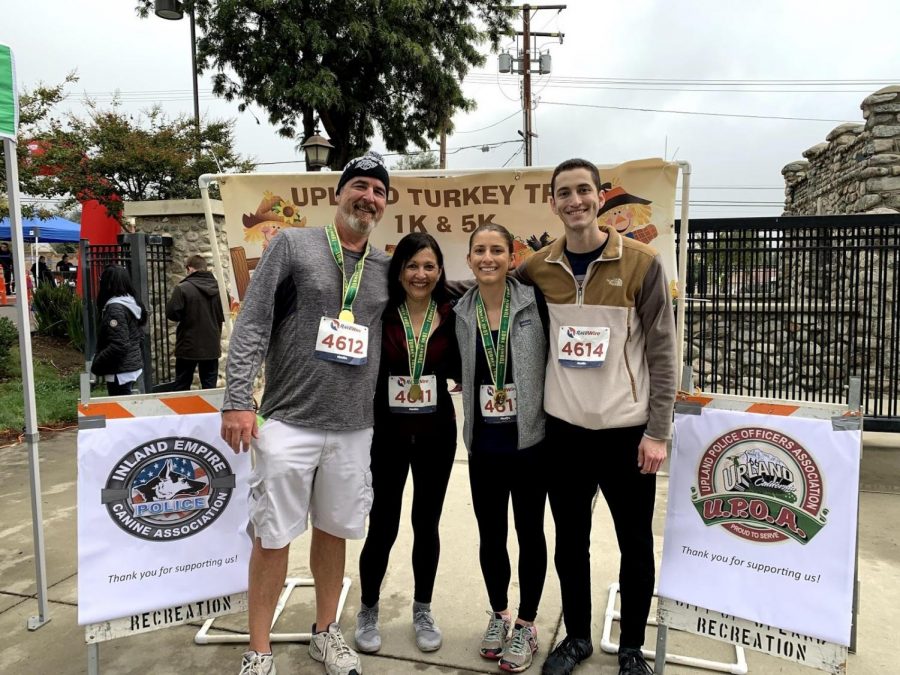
239,651,276,675
480,611,511,659
412,601,443,652
500,624,538,672
309,623,362,675
355,603,381,653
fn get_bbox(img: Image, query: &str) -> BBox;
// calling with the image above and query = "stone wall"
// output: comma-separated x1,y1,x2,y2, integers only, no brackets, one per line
783,85,900,215
123,199,232,387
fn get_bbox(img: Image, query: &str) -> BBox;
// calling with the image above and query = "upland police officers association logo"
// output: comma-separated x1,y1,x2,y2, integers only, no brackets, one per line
101,436,236,541
691,427,827,544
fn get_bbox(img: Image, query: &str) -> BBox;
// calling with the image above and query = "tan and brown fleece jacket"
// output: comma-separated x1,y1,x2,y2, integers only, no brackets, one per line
516,224,677,439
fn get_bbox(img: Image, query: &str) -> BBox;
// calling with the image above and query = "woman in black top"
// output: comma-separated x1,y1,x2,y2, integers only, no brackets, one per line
356,233,460,655
90,265,147,396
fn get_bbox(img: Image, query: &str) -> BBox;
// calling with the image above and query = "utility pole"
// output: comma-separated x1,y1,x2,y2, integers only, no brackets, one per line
501,4,565,166
439,127,447,169
522,6,533,166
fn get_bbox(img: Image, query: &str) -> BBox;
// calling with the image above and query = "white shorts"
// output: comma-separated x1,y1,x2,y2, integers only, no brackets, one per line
248,419,374,549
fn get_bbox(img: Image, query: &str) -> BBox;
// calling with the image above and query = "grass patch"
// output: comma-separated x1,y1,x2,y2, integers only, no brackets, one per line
0,336,87,438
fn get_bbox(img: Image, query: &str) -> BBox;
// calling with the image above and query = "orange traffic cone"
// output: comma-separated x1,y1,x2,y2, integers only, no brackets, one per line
0,266,6,306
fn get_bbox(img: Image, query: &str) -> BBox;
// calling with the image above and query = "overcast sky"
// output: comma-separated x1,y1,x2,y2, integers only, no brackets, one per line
4,0,899,217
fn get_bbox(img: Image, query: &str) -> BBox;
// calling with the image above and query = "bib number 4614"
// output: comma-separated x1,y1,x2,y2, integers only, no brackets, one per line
561,341,604,358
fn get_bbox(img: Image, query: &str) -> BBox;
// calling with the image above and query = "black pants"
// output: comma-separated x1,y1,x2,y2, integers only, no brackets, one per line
173,358,219,390
359,428,457,607
106,377,134,396
546,417,656,649
469,442,548,622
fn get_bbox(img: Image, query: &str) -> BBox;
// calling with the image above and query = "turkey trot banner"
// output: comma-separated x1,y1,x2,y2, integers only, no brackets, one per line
217,159,679,306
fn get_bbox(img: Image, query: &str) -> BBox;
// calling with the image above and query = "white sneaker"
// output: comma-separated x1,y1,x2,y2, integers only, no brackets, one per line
239,651,276,675
309,622,363,675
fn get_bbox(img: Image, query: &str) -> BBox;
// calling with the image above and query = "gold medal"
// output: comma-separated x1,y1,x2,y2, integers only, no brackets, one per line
494,389,507,405
408,383,422,402
338,309,355,323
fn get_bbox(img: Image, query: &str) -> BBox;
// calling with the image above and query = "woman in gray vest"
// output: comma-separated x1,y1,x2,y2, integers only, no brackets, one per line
455,223,549,673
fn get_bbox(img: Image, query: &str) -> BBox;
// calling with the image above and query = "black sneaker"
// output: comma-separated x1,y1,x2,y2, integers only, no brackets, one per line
540,635,593,675
618,647,652,675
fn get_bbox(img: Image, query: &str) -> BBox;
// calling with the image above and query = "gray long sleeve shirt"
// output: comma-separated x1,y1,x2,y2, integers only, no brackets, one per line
222,227,390,431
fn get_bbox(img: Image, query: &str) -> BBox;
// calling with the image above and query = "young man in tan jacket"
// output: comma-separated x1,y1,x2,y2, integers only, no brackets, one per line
514,158,677,675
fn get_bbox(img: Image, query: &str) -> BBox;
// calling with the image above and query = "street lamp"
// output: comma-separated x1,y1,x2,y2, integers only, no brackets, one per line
154,0,200,135
300,133,335,171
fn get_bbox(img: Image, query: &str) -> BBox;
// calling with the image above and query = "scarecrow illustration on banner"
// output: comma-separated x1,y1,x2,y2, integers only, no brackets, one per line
597,183,659,245
241,191,308,251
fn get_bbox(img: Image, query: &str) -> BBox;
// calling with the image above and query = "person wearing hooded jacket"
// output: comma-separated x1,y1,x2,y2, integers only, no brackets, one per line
166,254,225,390
91,265,147,396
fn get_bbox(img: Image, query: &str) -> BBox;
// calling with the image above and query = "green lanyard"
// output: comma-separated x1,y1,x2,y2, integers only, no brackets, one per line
398,299,437,401
325,222,370,323
475,284,511,405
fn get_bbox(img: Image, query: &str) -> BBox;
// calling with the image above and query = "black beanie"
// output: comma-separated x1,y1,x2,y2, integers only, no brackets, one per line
336,151,390,195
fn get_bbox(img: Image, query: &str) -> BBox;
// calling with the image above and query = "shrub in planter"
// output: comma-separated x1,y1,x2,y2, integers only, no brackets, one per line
32,284,77,339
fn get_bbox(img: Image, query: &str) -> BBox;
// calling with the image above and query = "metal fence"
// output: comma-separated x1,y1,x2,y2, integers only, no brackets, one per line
677,213,900,431
80,233,175,392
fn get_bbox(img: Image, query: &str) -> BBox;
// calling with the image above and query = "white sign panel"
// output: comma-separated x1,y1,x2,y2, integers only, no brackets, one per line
659,408,859,646
78,412,252,625
657,598,847,674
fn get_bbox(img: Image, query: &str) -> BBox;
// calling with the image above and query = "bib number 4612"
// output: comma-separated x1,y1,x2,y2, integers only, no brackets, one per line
320,333,364,355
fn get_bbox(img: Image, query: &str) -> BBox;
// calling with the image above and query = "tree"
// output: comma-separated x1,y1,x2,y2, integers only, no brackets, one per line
135,1,515,169
393,151,439,171
1,76,255,223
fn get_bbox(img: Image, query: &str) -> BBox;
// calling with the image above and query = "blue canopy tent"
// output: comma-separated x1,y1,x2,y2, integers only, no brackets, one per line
0,215,81,290
0,214,81,242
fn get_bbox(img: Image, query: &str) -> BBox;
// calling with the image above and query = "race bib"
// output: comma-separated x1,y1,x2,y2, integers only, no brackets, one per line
478,383,517,424
388,375,438,414
557,325,609,368
315,317,369,365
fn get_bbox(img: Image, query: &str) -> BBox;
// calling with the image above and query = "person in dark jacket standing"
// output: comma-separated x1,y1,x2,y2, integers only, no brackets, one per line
0,242,13,292
166,254,225,390
91,265,147,396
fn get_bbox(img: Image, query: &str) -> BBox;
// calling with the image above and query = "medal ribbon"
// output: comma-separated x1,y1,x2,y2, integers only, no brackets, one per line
325,222,370,317
398,299,437,385
475,284,511,394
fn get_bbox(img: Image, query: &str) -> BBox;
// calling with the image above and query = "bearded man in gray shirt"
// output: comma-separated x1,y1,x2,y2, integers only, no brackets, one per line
221,152,391,675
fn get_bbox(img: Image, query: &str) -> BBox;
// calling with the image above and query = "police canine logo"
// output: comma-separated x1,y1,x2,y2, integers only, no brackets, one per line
691,427,827,544
101,436,236,541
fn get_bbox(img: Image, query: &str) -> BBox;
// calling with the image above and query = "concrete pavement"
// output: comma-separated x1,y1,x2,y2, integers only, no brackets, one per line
0,413,898,674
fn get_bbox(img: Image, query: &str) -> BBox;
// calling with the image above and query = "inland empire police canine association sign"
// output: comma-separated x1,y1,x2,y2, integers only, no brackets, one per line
101,436,236,541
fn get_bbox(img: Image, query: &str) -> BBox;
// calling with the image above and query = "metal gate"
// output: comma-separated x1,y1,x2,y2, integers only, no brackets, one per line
80,233,175,392
677,212,900,431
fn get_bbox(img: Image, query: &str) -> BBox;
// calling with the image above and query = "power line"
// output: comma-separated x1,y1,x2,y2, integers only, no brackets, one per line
469,73,900,85
502,143,525,167
253,139,523,166
454,110,520,133
540,100,850,123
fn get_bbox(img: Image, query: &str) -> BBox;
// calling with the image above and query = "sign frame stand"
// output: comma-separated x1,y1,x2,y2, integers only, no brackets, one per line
650,368,862,675
193,576,351,645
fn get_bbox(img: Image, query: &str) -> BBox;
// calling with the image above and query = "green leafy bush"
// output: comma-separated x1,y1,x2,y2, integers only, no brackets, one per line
66,295,86,353
32,284,77,339
0,317,17,377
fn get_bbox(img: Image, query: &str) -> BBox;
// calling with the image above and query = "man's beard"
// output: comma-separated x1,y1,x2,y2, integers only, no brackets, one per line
345,209,378,236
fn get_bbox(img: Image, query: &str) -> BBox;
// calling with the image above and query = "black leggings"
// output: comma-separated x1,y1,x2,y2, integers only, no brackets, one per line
546,418,657,649
468,442,547,622
359,429,457,607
